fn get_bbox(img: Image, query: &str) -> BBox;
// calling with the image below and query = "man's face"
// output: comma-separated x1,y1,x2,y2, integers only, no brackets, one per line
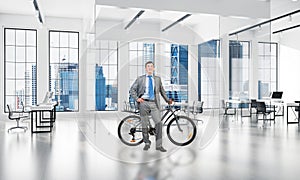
145,63,155,75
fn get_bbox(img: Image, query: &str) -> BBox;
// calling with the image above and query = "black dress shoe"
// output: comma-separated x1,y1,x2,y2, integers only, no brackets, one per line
156,147,167,152
143,141,151,151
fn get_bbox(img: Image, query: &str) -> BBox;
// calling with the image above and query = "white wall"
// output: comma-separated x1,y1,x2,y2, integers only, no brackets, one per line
279,45,300,103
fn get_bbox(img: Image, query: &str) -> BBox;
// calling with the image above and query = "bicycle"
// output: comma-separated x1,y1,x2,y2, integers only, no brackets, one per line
118,103,197,146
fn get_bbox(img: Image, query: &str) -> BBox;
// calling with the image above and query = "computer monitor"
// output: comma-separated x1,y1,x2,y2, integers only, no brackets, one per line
271,91,283,99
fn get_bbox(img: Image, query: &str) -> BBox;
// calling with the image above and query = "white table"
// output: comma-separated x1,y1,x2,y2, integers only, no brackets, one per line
29,102,57,133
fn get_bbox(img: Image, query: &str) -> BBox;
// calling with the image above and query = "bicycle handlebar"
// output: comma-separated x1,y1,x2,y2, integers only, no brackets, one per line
164,102,181,111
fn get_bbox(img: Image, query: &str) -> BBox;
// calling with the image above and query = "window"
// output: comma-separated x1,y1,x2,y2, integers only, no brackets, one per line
49,31,79,112
198,40,220,108
164,44,188,103
128,42,155,103
94,40,118,111
229,41,250,100
258,42,278,99
4,28,37,112
129,42,155,86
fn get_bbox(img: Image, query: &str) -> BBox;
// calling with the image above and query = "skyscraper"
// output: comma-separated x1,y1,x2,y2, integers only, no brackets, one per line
32,65,37,105
168,44,188,102
179,45,188,85
171,44,179,85
95,64,106,110
25,71,30,106
143,43,154,62
59,63,79,111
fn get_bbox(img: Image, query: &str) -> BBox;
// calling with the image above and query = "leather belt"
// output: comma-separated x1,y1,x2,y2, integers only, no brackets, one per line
143,99,155,102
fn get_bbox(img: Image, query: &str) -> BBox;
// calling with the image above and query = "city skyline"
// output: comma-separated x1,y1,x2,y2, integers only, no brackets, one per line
95,64,118,111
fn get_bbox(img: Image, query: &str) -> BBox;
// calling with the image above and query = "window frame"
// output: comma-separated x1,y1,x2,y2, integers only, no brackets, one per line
94,40,119,111
229,40,251,99
257,42,278,99
4,28,38,113
48,30,80,112
198,40,220,108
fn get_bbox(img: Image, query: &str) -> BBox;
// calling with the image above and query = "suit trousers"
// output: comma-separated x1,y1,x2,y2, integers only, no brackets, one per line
139,101,162,148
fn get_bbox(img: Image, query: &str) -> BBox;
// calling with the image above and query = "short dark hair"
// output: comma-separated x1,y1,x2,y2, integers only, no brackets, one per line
145,61,154,67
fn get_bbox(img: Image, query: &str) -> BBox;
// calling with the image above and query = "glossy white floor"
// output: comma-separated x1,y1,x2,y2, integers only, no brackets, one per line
1,110,300,180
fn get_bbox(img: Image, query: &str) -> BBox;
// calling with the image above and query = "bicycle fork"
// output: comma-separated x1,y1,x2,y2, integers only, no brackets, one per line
175,116,183,132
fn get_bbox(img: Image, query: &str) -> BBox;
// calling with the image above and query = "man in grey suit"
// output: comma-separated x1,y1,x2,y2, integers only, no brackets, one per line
130,61,172,152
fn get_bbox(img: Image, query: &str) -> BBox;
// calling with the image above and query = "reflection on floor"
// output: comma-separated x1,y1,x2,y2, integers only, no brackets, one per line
1,111,300,180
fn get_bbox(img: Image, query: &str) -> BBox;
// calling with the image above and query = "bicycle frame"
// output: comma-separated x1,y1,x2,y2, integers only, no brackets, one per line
119,103,197,146
161,106,183,132
126,105,185,136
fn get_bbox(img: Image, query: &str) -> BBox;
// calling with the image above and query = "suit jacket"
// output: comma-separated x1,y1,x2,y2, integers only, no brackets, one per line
130,75,169,109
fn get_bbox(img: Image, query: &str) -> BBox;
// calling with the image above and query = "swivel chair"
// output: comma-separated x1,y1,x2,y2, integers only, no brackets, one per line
256,101,275,125
250,99,257,116
221,99,236,115
190,101,204,124
7,104,28,133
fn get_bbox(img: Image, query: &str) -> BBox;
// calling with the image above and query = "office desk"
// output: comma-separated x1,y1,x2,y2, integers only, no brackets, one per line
225,100,251,118
286,103,300,125
29,103,57,133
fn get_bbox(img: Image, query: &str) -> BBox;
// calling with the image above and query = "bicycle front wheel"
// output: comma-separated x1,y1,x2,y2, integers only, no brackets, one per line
167,116,197,146
118,115,144,146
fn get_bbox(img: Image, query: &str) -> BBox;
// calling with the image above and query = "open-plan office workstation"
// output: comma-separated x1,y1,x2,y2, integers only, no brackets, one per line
2,0,300,179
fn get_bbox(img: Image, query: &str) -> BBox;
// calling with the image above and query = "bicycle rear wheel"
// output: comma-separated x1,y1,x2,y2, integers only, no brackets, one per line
167,116,197,146
118,115,144,146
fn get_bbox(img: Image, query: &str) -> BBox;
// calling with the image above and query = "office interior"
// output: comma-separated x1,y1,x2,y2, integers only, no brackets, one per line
1,0,300,179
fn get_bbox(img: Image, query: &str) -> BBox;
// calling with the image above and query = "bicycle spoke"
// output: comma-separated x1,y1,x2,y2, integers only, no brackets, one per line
118,115,144,146
167,116,197,146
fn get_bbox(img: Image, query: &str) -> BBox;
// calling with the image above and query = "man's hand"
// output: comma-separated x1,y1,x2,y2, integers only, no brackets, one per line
168,99,173,105
137,98,144,103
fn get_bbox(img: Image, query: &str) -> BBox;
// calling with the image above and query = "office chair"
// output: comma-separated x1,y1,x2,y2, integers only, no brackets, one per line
179,100,189,116
256,101,275,125
250,99,257,116
221,99,236,115
7,104,28,133
190,101,204,124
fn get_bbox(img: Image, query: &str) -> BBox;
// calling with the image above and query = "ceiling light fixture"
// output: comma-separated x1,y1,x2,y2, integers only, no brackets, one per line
273,24,300,34
124,10,145,30
32,0,43,24
258,25,262,31
229,9,300,36
161,14,192,32
289,15,293,22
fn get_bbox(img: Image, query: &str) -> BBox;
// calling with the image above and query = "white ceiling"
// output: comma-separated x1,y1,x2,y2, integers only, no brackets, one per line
0,0,89,19
271,0,300,16
96,0,271,19
0,0,299,22
96,6,225,26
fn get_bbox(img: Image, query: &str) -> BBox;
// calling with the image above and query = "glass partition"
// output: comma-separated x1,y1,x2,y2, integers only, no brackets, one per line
79,3,274,163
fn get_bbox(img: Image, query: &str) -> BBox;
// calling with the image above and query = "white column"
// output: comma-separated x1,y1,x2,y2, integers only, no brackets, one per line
37,26,49,103
188,44,198,104
118,41,130,110
251,38,259,99
220,34,229,101
79,39,88,112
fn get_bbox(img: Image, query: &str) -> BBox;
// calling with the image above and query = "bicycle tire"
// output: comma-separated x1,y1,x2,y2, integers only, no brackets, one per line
118,115,144,146
166,116,197,146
